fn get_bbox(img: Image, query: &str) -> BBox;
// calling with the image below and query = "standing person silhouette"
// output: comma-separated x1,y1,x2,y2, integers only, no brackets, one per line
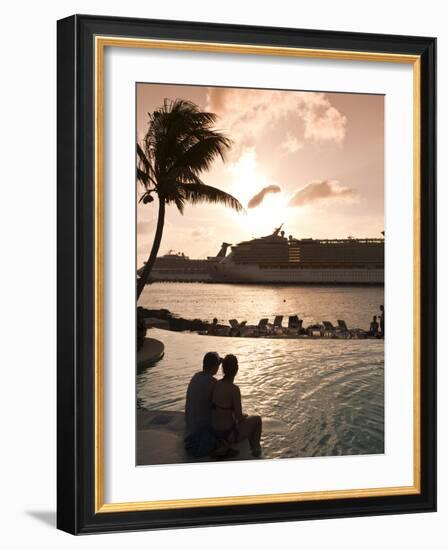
211,354,262,457
379,304,385,338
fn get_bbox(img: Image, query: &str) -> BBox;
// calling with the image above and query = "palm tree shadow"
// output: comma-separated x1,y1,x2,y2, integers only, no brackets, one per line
26,510,56,528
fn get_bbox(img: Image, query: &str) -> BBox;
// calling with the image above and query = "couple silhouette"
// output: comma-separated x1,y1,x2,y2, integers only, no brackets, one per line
185,352,262,459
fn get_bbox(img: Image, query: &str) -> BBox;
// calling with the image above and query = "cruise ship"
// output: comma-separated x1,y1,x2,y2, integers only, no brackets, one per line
209,226,384,284
138,244,231,282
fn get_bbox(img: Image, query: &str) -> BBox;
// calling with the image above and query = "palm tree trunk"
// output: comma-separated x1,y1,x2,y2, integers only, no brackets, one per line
136,198,166,301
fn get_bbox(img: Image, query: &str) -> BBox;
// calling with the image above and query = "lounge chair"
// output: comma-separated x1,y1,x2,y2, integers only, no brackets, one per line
256,318,269,335
307,324,323,337
228,319,247,336
322,321,336,337
272,315,284,334
288,315,303,334
288,315,299,328
337,319,352,339
273,315,283,328
229,319,247,328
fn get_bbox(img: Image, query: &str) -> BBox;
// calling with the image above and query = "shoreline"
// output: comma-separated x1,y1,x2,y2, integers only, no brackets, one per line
138,307,384,341
145,279,385,287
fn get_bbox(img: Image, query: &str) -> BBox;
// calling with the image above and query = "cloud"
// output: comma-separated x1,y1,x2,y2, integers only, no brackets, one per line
304,104,346,143
247,184,282,208
281,132,304,154
206,87,347,152
288,180,356,208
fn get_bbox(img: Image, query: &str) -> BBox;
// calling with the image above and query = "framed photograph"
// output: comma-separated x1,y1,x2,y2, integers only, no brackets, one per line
57,14,436,534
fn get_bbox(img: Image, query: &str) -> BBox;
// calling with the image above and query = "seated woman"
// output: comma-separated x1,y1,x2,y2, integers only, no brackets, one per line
211,354,262,457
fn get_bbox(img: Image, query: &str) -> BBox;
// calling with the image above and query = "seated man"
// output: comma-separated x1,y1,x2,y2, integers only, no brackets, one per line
185,351,222,440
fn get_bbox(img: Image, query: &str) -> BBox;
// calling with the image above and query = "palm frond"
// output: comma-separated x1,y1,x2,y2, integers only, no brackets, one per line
140,98,242,217
163,169,206,187
137,168,149,185
173,194,185,214
136,143,157,188
137,143,150,170
179,183,244,213
146,99,225,174
168,134,231,177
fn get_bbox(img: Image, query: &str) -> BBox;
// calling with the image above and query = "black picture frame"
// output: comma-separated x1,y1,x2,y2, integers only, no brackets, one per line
57,14,436,534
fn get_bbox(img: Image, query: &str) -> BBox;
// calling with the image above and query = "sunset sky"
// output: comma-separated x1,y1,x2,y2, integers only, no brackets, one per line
136,83,384,265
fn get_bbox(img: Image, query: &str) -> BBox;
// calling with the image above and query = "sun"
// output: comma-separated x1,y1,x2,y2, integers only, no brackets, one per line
225,148,290,237
242,193,290,236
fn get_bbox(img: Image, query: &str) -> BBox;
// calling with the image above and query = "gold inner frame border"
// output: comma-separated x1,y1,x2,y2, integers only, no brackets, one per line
94,35,421,513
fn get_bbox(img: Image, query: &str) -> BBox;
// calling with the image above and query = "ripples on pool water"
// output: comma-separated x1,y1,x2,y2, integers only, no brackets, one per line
137,283,384,459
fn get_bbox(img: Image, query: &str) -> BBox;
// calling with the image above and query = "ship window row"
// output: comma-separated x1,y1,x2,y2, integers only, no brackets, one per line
257,270,383,281
258,263,384,269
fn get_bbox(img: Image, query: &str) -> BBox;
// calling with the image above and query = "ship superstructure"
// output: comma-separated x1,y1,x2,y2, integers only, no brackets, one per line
210,226,384,284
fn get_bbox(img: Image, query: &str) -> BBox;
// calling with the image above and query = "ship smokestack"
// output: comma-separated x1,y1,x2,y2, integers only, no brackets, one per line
216,242,232,258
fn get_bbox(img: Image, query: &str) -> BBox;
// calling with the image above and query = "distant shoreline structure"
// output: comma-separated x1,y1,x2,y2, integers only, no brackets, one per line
138,227,384,285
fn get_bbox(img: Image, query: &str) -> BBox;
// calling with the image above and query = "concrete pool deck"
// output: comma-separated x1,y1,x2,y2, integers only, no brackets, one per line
136,408,291,465
136,408,254,465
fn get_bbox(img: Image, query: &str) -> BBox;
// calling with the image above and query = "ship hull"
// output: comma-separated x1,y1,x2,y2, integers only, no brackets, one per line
211,263,383,284
150,271,212,282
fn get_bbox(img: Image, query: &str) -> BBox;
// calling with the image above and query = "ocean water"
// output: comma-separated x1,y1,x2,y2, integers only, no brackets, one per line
138,282,384,330
137,283,384,459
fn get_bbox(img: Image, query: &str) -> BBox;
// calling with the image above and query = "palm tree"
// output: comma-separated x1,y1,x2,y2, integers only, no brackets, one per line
136,98,243,300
